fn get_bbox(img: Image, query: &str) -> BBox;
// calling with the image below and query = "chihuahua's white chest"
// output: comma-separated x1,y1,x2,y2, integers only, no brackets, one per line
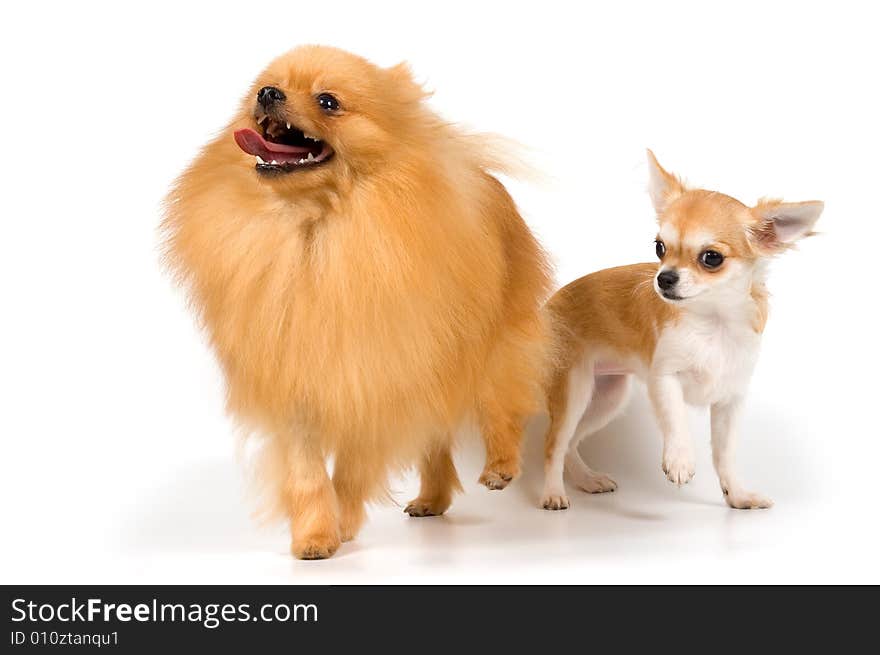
653,312,761,406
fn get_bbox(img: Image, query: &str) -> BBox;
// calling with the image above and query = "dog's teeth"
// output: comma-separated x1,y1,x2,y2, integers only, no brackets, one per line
298,158,307,164
307,152,315,161
256,155,265,164
286,122,291,130
271,160,278,165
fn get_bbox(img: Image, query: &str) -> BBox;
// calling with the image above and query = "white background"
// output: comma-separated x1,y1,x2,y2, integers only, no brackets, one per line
1,0,878,584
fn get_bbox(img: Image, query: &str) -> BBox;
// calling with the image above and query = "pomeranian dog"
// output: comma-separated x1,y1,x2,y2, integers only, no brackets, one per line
541,151,822,511
162,46,552,559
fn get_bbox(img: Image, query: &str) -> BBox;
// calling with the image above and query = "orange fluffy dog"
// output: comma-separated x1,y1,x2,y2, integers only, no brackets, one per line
162,46,552,559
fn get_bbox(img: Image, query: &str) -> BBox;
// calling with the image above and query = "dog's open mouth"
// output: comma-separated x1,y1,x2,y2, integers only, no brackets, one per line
233,118,333,173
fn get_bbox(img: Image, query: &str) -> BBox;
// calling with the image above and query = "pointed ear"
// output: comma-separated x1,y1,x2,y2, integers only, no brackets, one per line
386,61,415,81
385,62,430,101
749,199,824,253
646,149,684,215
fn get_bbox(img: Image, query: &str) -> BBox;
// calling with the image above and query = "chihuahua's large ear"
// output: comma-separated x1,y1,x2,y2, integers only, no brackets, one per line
646,149,684,215
749,199,824,253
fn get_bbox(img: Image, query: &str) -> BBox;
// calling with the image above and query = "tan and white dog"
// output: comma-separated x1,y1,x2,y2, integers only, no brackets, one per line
541,151,823,511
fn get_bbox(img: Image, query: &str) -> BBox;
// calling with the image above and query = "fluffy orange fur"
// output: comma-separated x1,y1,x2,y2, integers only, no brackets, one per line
161,46,553,559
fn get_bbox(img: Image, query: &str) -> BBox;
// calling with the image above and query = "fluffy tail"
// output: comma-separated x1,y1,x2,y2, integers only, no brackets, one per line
461,132,549,184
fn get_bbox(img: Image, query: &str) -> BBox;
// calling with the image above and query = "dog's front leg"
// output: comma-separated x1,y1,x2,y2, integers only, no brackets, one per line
404,438,462,518
710,398,773,509
285,433,340,559
648,374,695,485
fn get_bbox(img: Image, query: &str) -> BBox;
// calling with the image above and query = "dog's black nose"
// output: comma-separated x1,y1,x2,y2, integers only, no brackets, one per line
657,270,679,291
257,86,286,108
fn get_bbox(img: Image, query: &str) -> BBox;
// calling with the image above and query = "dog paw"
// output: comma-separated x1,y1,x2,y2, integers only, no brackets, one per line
573,471,618,494
662,449,695,486
338,509,364,543
541,491,570,510
404,497,450,518
724,488,774,510
479,460,519,490
291,533,341,560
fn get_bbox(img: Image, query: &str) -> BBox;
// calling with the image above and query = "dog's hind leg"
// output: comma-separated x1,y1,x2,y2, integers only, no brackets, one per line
477,398,527,491
405,437,463,517
541,356,594,510
477,317,553,491
564,374,630,494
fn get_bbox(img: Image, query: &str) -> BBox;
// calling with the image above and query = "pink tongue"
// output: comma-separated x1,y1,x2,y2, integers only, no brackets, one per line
233,128,312,160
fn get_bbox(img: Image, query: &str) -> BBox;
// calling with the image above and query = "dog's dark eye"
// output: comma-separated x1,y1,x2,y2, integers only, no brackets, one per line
316,93,340,113
700,250,724,269
655,240,666,259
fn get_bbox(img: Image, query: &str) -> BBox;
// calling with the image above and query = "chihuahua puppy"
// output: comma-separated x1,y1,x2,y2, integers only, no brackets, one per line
541,151,823,511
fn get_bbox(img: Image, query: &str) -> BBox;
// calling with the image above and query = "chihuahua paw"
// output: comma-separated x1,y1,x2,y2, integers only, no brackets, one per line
541,492,570,511
724,488,774,510
662,450,695,486
572,470,617,494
